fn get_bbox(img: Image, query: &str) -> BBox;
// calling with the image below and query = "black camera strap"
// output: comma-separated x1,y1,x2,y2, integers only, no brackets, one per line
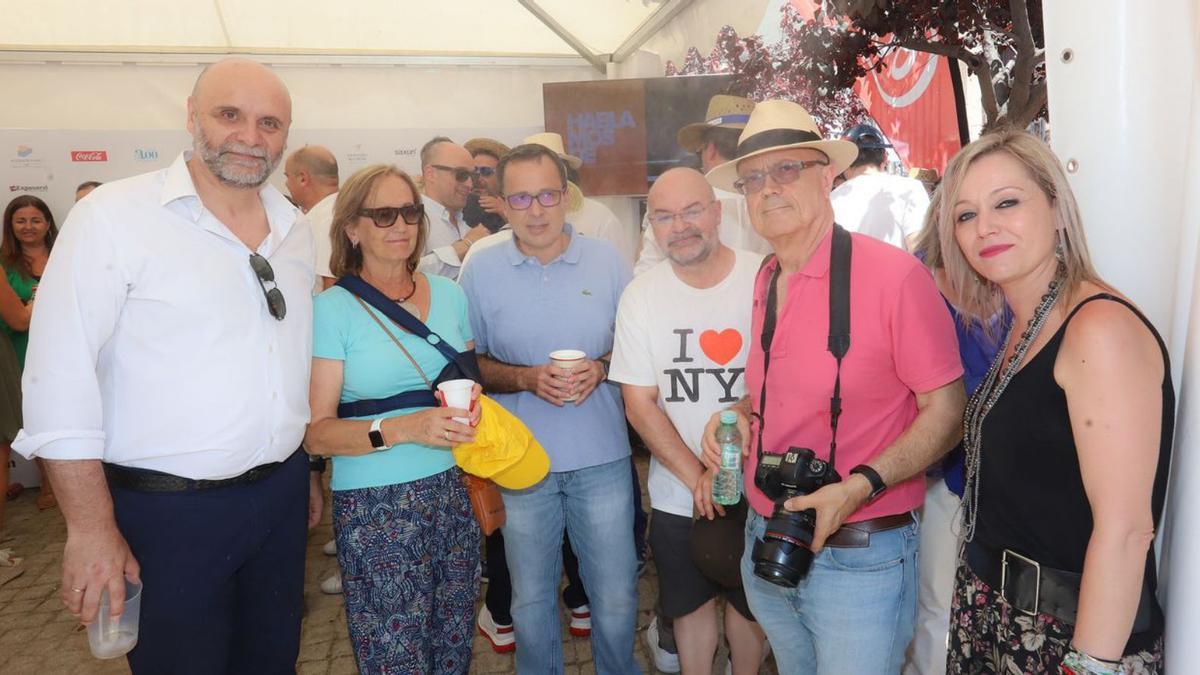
755,224,852,469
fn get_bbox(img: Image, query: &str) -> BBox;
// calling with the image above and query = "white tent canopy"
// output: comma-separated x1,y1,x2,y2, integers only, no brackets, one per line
0,0,709,68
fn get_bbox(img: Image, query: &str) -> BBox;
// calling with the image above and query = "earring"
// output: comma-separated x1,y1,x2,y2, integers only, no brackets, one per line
1055,231,1066,260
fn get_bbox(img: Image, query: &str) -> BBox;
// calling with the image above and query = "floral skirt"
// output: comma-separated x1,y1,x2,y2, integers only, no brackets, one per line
333,468,481,675
946,563,1163,674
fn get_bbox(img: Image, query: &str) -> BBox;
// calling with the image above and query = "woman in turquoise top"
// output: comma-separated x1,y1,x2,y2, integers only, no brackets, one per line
2,194,57,510
305,165,482,675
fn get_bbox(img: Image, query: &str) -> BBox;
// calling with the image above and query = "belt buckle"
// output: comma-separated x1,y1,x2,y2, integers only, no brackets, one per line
1000,548,1040,616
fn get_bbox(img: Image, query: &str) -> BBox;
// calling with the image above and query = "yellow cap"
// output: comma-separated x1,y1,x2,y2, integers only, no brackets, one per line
453,395,550,490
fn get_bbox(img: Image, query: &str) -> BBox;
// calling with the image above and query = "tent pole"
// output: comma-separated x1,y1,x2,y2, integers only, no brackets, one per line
517,0,609,72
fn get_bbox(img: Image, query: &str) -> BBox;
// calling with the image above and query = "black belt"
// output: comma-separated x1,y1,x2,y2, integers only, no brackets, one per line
104,450,298,492
825,512,914,548
965,540,1154,632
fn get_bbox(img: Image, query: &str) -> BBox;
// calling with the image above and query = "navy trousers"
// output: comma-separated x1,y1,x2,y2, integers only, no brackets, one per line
111,450,309,675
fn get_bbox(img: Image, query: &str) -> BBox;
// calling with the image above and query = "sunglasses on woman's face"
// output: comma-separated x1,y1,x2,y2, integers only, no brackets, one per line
357,203,425,228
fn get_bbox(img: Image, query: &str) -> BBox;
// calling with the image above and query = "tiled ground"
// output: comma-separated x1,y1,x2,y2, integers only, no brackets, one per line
0,454,776,674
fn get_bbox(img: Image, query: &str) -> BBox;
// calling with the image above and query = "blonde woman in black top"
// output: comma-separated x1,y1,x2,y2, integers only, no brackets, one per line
933,129,1170,674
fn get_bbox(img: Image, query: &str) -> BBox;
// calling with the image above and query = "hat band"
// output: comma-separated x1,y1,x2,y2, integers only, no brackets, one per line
736,129,822,158
706,113,751,126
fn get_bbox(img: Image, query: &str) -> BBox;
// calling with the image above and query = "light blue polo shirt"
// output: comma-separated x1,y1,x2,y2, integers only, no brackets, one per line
459,226,632,473
312,275,472,491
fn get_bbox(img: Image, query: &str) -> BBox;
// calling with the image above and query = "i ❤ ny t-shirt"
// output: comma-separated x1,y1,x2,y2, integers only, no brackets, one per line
610,248,763,517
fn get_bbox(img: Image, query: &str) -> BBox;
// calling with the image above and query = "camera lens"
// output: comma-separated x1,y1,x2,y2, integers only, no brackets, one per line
751,505,818,587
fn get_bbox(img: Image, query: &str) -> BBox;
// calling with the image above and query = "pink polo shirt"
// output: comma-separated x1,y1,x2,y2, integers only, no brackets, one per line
744,228,963,521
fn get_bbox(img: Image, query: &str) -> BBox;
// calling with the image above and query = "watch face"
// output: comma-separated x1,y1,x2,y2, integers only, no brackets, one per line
369,429,386,449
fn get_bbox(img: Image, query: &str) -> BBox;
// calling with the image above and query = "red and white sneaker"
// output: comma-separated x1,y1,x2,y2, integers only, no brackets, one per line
568,604,592,638
477,605,516,653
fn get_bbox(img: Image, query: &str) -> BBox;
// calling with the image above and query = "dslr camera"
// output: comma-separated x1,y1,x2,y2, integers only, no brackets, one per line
751,447,841,587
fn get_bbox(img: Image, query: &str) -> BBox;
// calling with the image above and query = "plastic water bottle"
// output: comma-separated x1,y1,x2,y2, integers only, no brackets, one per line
712,410,742,505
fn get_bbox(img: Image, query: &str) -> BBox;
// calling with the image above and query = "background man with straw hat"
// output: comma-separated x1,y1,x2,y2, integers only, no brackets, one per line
463,137,511,234
634,94,771,276
699,99,965,674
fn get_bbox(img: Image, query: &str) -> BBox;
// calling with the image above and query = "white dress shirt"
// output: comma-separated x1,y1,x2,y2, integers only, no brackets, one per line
419,194,470,280
571,196,636,268
302,191,337,292
12,151,314,480
831,172,931,251
634,187,771,275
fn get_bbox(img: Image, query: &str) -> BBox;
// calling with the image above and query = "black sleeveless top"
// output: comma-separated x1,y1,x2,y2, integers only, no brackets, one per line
975,294,1173,577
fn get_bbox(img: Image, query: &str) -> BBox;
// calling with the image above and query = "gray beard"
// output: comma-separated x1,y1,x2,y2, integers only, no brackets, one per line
193,128,280,189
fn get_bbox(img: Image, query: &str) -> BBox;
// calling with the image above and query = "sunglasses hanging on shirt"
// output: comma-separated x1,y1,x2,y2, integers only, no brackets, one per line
248,253,287,321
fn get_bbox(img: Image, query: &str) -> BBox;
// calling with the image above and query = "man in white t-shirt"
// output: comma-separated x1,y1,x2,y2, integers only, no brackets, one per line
611,168,767,674
284,145,339,292
830,125,930,252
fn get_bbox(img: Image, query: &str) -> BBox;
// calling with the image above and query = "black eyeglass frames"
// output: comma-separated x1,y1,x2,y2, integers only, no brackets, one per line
358,203,425,228
248,253,287,321
430,164,474,183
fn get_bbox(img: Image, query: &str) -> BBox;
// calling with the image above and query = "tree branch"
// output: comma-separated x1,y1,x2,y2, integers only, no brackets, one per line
973,61,1001,129
885,36,980,69
1012,80,1048,128
1005,0,1037,115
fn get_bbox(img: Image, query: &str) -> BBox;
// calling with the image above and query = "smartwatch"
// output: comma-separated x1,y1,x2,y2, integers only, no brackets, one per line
368,418,388,451
849,464,887,500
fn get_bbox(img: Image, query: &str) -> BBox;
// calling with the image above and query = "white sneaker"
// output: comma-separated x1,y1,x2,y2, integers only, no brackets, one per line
476,605,516,653
568,604,592,637
320,573,342,594
323,539,337,556
644,617,680,673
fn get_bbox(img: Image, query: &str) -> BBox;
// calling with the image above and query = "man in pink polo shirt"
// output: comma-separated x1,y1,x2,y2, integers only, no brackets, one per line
697,100,965,675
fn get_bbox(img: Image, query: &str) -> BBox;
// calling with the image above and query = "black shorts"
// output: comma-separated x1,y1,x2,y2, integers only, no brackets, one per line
648,507,754,621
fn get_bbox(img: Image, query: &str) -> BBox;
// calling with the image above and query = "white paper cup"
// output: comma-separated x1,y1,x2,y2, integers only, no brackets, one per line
87,578,141,660
549,349,587,402
437,379,475,425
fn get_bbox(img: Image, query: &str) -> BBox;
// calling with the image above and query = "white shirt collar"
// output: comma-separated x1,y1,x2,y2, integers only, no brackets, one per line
422,193,461,226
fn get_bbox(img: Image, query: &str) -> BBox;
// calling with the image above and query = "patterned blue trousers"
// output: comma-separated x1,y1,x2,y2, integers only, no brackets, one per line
333,468,481,675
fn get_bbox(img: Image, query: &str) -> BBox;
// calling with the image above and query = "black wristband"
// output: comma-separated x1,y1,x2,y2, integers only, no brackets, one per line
308,456,327,474
849,464,886,500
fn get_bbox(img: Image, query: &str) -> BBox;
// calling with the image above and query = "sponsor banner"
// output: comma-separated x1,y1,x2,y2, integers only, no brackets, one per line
71,150,108,162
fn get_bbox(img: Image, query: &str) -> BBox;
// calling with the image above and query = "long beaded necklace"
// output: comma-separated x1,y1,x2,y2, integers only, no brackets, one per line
959,263,1066,543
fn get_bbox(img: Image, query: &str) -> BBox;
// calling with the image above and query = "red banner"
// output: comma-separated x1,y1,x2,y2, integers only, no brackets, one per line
854,47,962,173
786,1,962,173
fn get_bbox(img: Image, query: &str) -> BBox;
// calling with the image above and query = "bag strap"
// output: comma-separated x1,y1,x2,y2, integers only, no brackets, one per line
336,275,463,367
755,224,852,469
351,296,434,390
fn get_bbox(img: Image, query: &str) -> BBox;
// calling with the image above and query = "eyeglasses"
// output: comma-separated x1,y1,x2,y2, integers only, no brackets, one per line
504,188,566,211
431,164,474,183
733,159,830,195
647,201,715,228
358,203,424,228
474,166,496,178
248,253,286,321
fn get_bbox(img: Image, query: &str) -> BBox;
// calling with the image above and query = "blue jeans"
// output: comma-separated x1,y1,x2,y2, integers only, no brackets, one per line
502,457,639,674
741,509,919,675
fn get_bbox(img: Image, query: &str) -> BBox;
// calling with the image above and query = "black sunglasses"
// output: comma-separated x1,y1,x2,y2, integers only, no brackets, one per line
474,166,497,178
248,253,286,321
358,203,424,228
431,164,473,183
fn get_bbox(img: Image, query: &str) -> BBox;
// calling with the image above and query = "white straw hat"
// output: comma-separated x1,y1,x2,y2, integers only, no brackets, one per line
705,100,859,192
522,132,583,170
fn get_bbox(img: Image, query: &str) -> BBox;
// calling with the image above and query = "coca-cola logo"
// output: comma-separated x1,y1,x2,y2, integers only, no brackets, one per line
869,47,939,109
71,150,108,162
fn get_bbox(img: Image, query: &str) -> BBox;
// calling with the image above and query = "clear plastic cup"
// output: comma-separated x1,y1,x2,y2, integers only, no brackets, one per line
87,578,141,659
437,379,475,425
549,349,587,402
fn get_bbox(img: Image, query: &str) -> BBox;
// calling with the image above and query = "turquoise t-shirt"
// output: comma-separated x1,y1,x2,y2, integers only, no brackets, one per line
313,274,473,491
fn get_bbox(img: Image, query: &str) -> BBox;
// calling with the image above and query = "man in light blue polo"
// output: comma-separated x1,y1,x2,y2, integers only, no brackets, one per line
459,143,638,674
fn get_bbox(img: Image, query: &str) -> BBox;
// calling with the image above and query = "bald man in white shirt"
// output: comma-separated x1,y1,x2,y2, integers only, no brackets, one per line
13,58,314,673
